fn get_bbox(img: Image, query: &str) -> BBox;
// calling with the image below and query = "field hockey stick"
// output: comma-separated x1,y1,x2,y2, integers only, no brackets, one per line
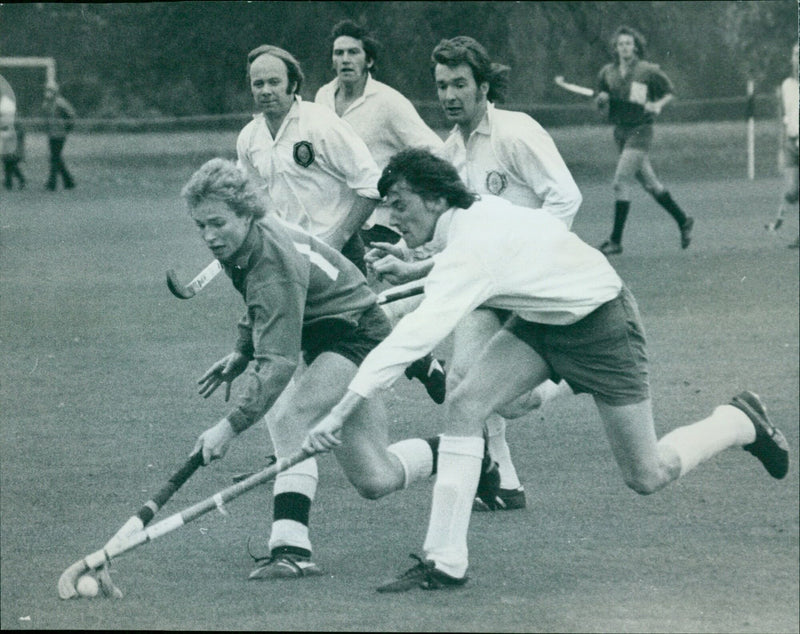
166,259,223,299
554,75,596,98
57,451,204,599
57,448,314,599
376,281,425,305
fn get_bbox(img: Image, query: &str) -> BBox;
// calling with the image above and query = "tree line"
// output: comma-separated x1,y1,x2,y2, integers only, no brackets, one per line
2,1,796,120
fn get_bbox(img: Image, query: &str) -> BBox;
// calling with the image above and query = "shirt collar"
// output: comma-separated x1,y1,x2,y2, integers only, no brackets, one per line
333,73,376,107
254,96,302,138
448,101,494,142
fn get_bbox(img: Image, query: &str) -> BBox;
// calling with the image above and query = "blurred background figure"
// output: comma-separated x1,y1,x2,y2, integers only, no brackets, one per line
0,88,25,190
594,26,694,256
765,41,799,248
41,80,76,190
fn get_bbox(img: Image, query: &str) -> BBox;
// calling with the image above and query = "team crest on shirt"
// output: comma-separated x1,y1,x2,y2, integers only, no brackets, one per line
485,170,508,195
293,141,315,167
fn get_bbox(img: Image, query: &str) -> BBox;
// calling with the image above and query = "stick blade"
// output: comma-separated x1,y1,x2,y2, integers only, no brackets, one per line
166,269,195,299
58,560,89,599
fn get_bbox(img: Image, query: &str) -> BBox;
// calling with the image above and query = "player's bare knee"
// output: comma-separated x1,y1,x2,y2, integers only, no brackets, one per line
448,385,493,432
352,475,395,500
622,469,667,495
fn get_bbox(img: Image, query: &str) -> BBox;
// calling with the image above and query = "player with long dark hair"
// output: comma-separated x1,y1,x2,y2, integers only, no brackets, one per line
595,26,694,255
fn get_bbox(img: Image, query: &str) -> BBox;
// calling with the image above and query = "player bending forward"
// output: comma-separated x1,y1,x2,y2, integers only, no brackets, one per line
185,158,499,580
303,148,789,592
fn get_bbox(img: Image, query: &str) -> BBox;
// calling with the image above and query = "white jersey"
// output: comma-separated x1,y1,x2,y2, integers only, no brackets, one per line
236,97,381,242
349,196,622,398
781,76,799,138
315,74,443,229
439,103,582,229
315,74,443,170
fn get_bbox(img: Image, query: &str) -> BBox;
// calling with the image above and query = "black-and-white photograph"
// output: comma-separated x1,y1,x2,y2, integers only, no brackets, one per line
1,2,797,631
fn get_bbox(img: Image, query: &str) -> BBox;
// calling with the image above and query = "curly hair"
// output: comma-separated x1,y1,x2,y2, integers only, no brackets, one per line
611,26,647,61
431,36,510,103
181,158,267,220
247,44,305,94
330,19,381,72
378,148,477,209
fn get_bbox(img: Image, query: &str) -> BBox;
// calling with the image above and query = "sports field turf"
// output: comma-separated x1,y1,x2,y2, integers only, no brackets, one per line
1,122,797,632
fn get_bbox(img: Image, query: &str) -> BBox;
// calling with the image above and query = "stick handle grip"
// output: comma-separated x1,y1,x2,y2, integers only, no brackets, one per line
136,452,204,525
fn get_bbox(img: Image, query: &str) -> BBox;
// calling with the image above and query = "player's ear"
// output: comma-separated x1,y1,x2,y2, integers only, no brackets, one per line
478,81,490,99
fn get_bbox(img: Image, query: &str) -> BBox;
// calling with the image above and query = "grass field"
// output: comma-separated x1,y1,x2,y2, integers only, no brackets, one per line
1,122,798,632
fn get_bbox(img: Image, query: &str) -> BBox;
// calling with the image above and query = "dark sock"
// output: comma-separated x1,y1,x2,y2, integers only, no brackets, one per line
610,200,630,244
426,436,440,475
273,492,311,526
654,190,688,226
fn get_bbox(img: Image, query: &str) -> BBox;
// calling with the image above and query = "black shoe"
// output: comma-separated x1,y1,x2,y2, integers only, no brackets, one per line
474,447,502,510
680,217,694,249
404,355,447,404
64,181,76,190
599,239,623,255
376,554,467,593
473,486,526,512
731,391,789,479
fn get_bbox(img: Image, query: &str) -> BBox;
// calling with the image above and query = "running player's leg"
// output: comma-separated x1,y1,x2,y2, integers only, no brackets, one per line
637,155,693,249
252,355,344,579
419,327,551,582
596,392,786,494
450,309,525,506
600,144,640,254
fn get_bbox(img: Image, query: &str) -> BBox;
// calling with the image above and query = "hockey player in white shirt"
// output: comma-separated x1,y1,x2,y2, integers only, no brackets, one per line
315,20,448,404
303,148,789,592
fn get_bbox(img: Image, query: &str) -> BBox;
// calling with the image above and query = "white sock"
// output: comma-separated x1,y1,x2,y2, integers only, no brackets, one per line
485,415,522,490
423,435,483,579
658,404,756,477
387,438,434,488
269,520,311,554
273,459,318,499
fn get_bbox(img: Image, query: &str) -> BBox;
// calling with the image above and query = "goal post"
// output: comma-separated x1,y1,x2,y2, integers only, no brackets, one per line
0,57,56,120
0,57,56,85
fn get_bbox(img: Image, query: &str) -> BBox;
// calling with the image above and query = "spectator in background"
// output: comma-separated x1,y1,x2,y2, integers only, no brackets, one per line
765,41,799,249
42,80,76,191
594,26,693,255
0,98,25,190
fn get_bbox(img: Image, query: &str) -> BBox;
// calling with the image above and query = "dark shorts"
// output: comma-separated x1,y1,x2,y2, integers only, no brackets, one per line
614,124,654,152
301,304,391,367
504,286,650,406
